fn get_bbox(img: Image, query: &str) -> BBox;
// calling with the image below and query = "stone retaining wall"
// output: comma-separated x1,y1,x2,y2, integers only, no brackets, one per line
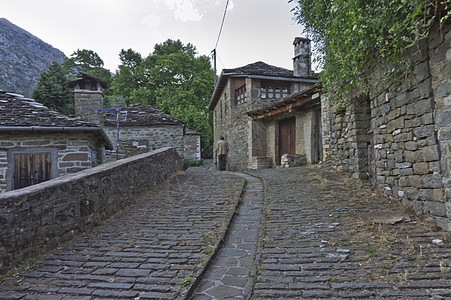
325,21,451,230
0,147,182,273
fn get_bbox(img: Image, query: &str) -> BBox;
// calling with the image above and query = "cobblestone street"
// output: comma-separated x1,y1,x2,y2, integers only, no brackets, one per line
1,164,451,299
0,165,244,300
250,167,451,299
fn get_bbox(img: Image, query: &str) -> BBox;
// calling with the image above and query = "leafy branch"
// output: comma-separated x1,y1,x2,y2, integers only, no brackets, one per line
291,0,450,103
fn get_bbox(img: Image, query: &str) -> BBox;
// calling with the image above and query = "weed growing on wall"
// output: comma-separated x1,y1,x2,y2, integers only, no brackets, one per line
291,0,451,103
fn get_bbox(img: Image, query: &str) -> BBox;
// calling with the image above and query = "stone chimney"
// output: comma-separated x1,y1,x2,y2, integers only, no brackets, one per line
67,73,107,126
293,37,311,77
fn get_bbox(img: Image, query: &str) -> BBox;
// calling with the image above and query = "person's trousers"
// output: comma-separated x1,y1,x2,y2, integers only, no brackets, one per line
218,154,227,171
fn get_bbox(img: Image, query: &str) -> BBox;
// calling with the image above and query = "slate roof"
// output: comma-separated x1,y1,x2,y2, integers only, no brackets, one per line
222,61,294,78
186,129,201,135
0,91,97,127
104,103,185,127
208,61,318,111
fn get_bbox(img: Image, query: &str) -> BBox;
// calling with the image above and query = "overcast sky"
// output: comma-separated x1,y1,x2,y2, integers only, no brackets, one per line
1,0,308,74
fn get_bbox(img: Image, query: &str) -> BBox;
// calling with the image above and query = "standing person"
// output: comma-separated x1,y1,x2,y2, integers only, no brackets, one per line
216,136,229,171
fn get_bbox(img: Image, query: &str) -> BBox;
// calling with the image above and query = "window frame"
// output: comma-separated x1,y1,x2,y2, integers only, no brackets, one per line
7,148,58,191
260,80,290,100
234,78,247,105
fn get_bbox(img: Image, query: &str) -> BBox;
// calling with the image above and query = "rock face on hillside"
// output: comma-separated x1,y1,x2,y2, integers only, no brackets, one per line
0,18,66,96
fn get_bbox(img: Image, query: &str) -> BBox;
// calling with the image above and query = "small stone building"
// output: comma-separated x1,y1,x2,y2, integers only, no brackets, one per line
208,37,319,170
67,73,201,161
0,91,113,193
103,103,191,160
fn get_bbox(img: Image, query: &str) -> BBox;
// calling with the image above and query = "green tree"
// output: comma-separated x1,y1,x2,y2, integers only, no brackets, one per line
31,61,74,115
113,39,215,148
291,0,450,101
113,49,145,101
63,49,112,93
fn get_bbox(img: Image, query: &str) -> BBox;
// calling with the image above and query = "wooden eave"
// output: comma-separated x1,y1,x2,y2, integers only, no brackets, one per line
248,85,321,121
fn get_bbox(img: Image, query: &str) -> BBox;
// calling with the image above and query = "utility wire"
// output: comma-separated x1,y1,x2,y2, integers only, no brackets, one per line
212,0,229,85
214,0,230,50
216,52,226,69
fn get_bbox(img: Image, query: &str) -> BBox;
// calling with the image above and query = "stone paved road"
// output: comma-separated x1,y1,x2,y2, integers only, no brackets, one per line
0,166,244,300
2,164,451,299
191,173,264,299
249,166,451,299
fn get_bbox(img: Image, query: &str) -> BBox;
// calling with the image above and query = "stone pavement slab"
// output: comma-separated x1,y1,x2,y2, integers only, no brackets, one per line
190,173,264,299
0,166,244,299
249,166,451,299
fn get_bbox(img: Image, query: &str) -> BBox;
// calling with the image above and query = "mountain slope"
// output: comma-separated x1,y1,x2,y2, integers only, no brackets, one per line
0,18,66,97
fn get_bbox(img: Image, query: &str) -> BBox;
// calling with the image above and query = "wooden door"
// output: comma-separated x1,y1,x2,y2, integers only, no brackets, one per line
278,117,296,164
14,152,51,190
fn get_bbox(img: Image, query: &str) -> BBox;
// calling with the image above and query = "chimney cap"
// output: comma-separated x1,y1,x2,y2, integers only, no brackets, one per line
66,73,108,89
293,37,310,45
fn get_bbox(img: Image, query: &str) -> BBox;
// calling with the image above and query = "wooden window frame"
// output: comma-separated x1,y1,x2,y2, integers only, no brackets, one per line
260,81,290,100
7,148,57,191
234,78,247,105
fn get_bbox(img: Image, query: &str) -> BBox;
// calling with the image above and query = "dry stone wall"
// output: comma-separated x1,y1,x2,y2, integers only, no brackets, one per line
328,96,371,180
325,22,451,230
0,147,182,273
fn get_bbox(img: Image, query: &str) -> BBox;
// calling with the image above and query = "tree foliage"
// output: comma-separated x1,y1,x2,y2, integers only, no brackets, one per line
291,0,450,101
31,61,74,115
113,39,215,149
63,49,112,92
32,49,112,115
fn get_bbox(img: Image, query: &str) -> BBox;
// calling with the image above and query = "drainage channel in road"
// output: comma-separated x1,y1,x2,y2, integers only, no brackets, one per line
188,173,265,300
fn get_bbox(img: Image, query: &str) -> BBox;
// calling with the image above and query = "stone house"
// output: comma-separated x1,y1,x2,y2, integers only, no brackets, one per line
247,85,323,168
67,73,201,161
208,37,319,170
0,91,113,193
103,103,199,161
322,21,451,230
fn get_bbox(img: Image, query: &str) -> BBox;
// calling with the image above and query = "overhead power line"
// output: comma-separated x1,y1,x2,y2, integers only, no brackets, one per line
212,0,230,86
214,0,230,50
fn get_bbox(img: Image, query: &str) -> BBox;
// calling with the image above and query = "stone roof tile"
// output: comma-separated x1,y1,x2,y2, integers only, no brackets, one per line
223,61,294,78
104,103,185,127
0,91,97,127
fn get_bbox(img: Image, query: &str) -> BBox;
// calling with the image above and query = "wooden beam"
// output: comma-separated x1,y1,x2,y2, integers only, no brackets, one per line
251,96,314,120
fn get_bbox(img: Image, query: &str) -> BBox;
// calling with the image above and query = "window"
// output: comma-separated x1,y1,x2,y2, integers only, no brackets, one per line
234,78,247,105
261,81,290,100
235,85,247,104
13,152,52,190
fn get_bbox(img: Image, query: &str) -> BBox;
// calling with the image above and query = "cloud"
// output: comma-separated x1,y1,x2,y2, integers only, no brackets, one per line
175,0,202,21
141,13,161,28
160,0,203,22
227,0,235,11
